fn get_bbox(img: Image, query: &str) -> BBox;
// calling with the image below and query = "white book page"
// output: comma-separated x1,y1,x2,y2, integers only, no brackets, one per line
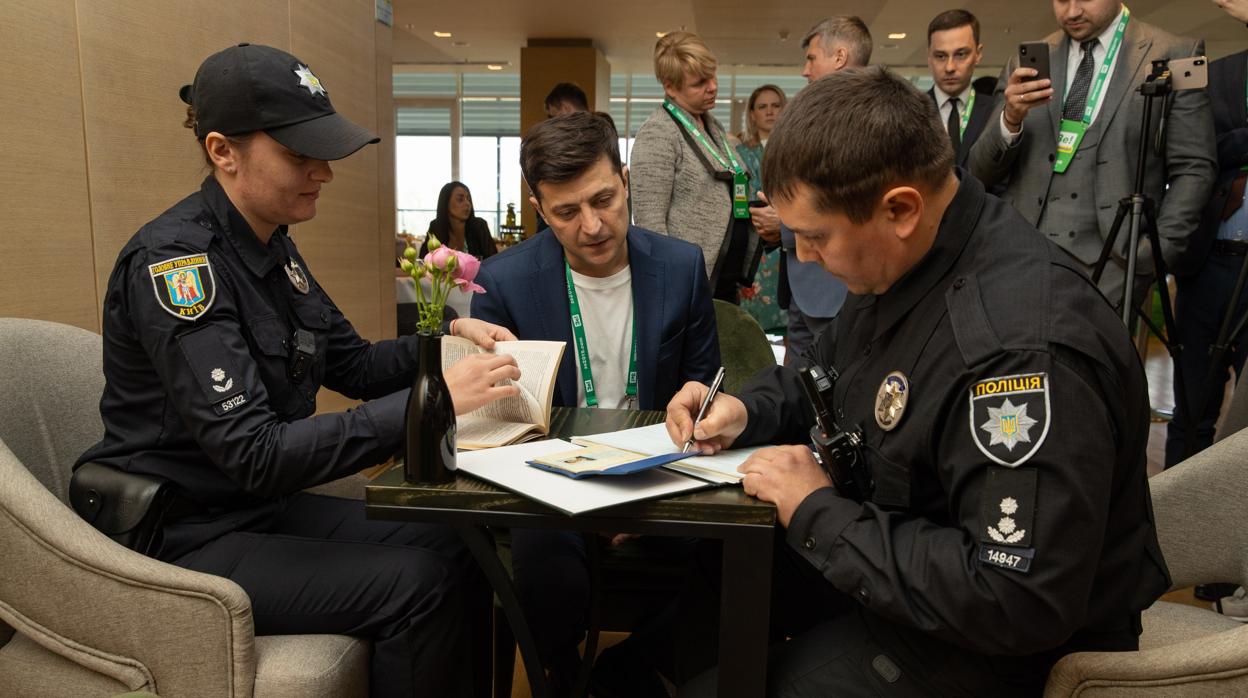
442,338,564,428
576,423,760,483
456,417,538,450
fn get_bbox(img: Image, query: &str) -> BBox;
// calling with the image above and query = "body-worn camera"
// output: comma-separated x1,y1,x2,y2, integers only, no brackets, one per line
798,364,874,502
289,328,317,380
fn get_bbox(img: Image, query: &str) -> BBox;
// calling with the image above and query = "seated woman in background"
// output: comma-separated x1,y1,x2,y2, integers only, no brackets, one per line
419,181,499,259
735,84,787,333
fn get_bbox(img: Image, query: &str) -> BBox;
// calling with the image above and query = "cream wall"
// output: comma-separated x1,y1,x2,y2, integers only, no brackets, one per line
0,0,396,411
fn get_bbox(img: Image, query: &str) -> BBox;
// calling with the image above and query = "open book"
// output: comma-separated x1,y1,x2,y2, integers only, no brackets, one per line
574,423,761,484
441,335,566,449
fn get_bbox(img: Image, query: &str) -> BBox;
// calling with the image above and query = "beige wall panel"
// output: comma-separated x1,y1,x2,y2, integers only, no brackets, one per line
75,0,289,305
0,0,98,331
518,44,607,234
375,23,398,341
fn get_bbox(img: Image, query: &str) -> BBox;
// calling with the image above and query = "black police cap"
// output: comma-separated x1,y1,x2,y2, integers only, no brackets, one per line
179,43,379,161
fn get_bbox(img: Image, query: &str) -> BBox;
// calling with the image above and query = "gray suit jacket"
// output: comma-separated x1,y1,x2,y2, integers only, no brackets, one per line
968,17,1215,276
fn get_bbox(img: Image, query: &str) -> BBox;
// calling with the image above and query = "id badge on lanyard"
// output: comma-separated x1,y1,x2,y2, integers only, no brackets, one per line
1053,7,1130,174
733,172,750,219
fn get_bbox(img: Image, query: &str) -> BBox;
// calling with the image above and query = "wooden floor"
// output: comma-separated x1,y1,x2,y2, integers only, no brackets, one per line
506,337,1220,697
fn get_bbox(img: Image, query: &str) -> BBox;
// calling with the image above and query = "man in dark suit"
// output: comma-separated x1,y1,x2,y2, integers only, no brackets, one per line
969,0,1215,308
1166,46,1248,467
470,111,720,695
926,9,992,167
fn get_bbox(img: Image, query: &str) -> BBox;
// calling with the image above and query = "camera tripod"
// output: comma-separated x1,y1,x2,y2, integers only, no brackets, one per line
1089,59,1195,458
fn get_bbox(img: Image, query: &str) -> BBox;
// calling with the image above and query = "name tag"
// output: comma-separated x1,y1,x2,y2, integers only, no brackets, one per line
1053,119,1087,174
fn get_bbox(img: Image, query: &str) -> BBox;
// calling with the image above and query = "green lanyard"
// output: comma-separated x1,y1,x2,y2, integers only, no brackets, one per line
957,89,976,137
1054,6,1131,173
663,99,751,219
565,261,637,408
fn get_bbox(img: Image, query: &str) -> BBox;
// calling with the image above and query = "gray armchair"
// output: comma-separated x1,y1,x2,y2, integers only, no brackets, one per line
0,317,369,697
1044,430,1248,696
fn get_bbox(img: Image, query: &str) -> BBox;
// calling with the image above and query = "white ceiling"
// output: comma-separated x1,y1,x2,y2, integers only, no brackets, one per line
392,0,1242,76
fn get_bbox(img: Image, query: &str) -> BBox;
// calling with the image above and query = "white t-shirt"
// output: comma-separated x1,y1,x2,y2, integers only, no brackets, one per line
568,265,635,409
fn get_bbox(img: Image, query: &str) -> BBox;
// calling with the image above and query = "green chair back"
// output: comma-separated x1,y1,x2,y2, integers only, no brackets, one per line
713,300,778,395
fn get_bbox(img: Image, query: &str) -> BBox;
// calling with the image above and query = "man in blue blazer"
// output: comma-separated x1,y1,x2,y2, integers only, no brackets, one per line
473,117,720,412
471,111,719,696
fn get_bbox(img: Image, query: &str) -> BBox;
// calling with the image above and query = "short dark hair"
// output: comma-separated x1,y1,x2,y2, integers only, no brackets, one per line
521,111,622,201
544,82,589,112
763,66,953,224
927,9,980,45
801,16,872,67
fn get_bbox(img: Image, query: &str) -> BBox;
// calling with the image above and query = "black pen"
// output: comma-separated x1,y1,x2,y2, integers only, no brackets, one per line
683,366,727,454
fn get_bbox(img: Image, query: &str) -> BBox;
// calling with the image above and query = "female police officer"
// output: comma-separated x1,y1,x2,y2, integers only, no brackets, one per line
76,44,521,697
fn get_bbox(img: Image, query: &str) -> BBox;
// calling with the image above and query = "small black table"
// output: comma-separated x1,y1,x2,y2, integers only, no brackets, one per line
365,407,776,698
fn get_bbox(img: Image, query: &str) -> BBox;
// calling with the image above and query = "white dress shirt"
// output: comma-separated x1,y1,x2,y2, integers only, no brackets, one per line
1001,5,1128,140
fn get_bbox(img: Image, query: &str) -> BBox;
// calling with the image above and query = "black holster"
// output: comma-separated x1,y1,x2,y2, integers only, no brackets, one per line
69,462,178,556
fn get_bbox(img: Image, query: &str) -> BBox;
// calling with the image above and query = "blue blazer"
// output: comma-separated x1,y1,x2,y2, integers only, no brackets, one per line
471,226,721,410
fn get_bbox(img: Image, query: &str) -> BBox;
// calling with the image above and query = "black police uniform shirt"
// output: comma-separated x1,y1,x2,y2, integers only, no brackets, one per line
79,177,421,551
734,173,1170,660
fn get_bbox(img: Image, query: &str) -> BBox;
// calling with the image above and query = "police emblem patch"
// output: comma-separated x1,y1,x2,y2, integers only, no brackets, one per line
285,259,310,294
294,64,327,97
968,372,1049,467
149,254,215,321
874,371,909,431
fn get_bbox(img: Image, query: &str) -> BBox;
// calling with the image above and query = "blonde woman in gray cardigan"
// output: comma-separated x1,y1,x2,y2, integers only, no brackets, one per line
630,31,763,303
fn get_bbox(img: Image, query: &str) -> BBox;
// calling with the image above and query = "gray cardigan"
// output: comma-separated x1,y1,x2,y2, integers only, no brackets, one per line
629,105,758,285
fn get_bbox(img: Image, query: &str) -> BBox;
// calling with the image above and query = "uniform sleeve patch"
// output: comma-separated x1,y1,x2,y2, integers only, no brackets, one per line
968,372,1050,467
176,326,249,416
978,467,1038,574
149,253,216,321
979,467,1036,548
979,545,1034,574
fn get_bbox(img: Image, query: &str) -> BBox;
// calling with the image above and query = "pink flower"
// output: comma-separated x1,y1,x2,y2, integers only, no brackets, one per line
451,251,485,294
424,246,455,270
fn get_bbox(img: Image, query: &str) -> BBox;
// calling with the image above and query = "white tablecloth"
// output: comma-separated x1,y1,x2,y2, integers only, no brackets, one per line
395,278,472,318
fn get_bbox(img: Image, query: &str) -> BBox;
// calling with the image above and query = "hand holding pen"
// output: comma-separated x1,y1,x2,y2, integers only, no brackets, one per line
664,369,749,455
683,367,726,453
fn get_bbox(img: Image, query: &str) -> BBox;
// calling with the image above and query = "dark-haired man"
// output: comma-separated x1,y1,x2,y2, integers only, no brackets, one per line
544,82,589,118
968,0,1214,306
926,9,992,166
471,111,719,694
669,67,1168,695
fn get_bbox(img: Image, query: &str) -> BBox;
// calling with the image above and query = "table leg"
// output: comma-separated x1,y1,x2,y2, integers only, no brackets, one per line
716,526,774,698
457,525,550,698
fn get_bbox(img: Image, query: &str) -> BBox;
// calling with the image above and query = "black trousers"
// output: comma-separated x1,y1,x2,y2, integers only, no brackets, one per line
510,529,695,695
676,534,1055,698
1166,252,1248,466
164,493,477,698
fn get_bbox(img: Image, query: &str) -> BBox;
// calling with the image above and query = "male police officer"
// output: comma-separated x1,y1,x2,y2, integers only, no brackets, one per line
668,67,1169,695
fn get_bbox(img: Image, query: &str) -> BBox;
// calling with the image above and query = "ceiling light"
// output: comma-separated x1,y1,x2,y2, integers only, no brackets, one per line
888,32,906,40
882,43,900,49
487,64,503,71
655,31,667,38
451,41,469,47
433,31,452,38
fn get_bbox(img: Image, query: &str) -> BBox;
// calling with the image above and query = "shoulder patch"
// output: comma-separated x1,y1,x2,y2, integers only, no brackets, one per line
978,467,1038,574
968,372,1050,467
149,253,215,321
